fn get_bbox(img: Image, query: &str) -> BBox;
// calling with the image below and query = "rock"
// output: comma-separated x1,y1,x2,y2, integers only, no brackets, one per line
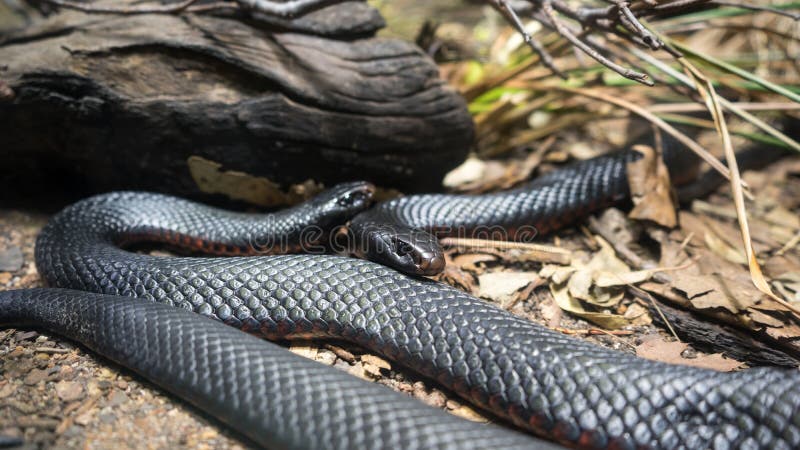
23,368,48,386
55,380,84,402
0,245,22,272
106,390,128,407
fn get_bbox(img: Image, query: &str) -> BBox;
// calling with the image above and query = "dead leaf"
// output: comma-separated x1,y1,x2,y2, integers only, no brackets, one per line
623,303,652,326
443,158,490,189
635,339,741,371
539,264,576,284
478,272,540,303
746,308,784,328
626,145,678,228
437,256,477,293
671,273,759,314
452,253,498,271
361,354,391,377
288,342,318,360
586,238,631,274
567,269,624,307
540,298,563,328
595,269,654,288
188,156,322,207
550,283,629,329
704,228,748,265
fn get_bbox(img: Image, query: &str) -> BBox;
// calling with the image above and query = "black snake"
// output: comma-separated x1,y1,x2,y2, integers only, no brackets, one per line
1,149,799,449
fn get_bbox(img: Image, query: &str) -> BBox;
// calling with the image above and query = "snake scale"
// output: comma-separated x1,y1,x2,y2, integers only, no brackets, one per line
1,148,798,449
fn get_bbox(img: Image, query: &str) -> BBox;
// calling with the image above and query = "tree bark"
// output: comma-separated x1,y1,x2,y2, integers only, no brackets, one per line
0,2,474,205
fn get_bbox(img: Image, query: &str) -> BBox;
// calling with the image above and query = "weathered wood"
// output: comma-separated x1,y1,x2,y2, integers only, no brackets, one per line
0,2,473,205
636,292,800,368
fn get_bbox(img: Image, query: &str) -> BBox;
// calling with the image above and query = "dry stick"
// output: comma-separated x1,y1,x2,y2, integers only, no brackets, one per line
638,0,714,15
439,237,572,264
555,327,634,336
490,0,565,78
607,0,661,48
540,0,653,85
631,286,681,340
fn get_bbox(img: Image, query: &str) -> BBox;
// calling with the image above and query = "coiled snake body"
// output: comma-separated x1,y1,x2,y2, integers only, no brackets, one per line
2,150,799,449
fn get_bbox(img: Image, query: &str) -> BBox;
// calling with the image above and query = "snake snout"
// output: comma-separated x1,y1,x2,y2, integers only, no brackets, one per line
387,230,445,276
349,222,445,276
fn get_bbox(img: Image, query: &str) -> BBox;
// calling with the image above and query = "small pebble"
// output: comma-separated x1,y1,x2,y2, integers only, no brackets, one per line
23,369,48,386
55,380,85,402
98,410,116,425
0,246,23,272
107,390,128,407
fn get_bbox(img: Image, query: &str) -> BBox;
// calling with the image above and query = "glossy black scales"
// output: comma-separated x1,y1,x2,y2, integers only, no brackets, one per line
32,188,800,449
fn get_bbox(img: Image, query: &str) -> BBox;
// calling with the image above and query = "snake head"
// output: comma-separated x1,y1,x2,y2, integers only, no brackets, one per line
312,182,375,226
350,223,445,276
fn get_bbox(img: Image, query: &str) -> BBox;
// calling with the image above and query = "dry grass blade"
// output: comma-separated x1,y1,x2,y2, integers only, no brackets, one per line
631,37,800,155
551,84,749,195
679,57,800,319
673,40,800,103
648,102,800,113
439,237,572,264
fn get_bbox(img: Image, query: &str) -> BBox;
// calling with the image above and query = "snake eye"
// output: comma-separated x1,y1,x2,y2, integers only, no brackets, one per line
393,239,414,257
338,191,368,207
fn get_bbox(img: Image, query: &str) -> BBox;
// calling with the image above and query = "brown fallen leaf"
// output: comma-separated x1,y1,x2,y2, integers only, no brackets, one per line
539,298,563,328
478,271,540,304
635,338,742,372
288,342,319,360
188,156,323,207
361,354,391,377
452,253,498,272
624,303,652,326
704,230,748,265
436,263,477,294
626,145,678,228
671,273,760,314
549,282,629,330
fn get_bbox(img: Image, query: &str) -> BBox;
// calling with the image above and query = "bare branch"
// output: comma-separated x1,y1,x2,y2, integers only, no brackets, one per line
489,0,566,78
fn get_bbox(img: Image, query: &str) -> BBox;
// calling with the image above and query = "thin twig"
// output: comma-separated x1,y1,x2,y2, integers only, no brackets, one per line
490,0,566,78
540,0,653,85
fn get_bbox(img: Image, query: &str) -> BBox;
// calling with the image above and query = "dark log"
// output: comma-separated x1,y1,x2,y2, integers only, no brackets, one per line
0,2,473,206
634,291,800,368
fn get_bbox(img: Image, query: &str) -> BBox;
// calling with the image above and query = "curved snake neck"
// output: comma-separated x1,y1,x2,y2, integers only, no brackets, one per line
33,188,800,449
